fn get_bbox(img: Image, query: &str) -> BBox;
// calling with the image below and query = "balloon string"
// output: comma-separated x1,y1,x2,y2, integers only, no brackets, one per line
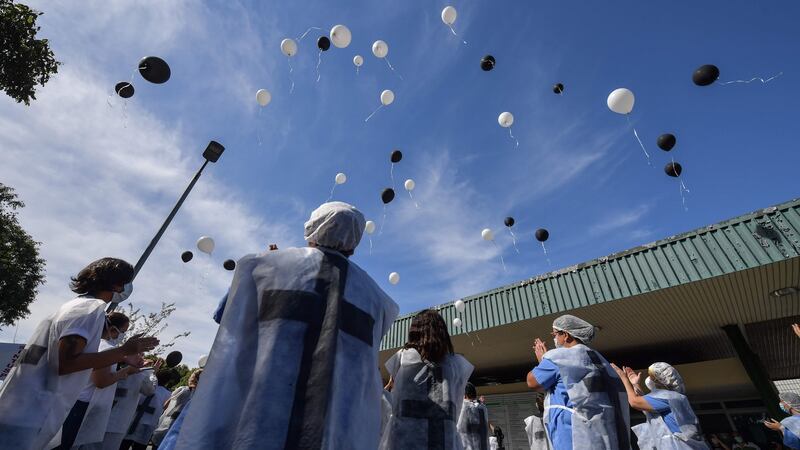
369,236,373,255
626,116,651,165
672,157,690,212
384,57,403,80
390,163,395,190
508,127,519,148
407,190,420,209
379,204,387,235
356,66,360,75
287,58,295,94
447,25,468,45
257,108,262,146
297,26,322,41
492,241,507,272
364,104,383,122
541,242,552,266
718,72,783,85
315,50,323,83
327,182,336,202
508,229,520,254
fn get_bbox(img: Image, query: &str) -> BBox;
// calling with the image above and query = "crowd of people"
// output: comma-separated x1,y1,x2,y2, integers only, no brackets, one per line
1,201,798,450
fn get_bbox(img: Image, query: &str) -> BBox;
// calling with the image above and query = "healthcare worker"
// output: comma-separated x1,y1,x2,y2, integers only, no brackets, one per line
526,314,631,450
458,382,490,450
764,392,800,449
0,258,158,450
611,362,708,449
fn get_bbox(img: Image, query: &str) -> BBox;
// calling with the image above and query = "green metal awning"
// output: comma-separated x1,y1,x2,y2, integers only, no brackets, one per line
381,197,800,351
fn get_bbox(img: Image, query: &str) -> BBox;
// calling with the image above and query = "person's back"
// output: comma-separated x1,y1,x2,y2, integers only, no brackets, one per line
381,309,474,450
458,383,489,450
174,202,399,450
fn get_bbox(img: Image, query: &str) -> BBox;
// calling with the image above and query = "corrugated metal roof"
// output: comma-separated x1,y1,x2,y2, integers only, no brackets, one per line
380,198,800,351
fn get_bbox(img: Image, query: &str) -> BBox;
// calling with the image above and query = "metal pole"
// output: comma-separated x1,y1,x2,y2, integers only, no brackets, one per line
107,159,209,312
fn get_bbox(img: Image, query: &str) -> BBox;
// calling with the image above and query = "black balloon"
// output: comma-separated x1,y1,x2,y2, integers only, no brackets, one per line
553,83,564,94
692,64,719,86
317,36,331,51
138,56,171,84
665,162,682,178
390,150,403,163
381,188,395,204
223,259,236,271
504,217,515,227
657,133,676,151
180,251,193,263
535,228,549,242
165,351,182,367
480,55,495,71
115,82,134,98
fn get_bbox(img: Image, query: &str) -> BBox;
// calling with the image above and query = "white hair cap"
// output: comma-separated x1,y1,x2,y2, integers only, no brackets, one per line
649,362,686,394
304,202,366,252
552,314,596,343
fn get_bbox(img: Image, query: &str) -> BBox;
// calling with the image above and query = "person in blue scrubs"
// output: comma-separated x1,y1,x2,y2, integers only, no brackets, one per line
764,392,800,449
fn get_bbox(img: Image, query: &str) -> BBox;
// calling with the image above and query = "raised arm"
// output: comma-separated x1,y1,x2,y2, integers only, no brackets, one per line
58,334,158,375
611,364,653,412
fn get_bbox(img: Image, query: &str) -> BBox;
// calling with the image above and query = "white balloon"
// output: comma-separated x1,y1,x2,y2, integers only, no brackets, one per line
256,89,271,107
365,220,376,234
454,299,466,313
280,38,297,57
389,272,400,285
404,179,415,191
441,6,457,25
353,55,364,67
198,354,208,368
335,172,347,184
380,89,395,106
481,228,494,241
498,111,514,128
607,88,635,115
372,40,388,58
330,25,352,48
197,236,215,254
452,317,462,327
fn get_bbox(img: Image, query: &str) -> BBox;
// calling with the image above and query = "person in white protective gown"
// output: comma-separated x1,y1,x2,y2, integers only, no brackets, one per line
101,356,158,450
380,309,474,450
380,379,394,443
0,258,158,450
524,395,552,450
457,382,490,450
174,201,400,450
610,362,708,450
121,369,172,450
764,391,800,449
151,369,202,447
526,314,631,450
50,313,145,449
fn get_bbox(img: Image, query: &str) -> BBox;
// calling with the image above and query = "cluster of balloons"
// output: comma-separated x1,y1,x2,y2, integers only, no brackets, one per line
114,56,171,99
179,236,236,271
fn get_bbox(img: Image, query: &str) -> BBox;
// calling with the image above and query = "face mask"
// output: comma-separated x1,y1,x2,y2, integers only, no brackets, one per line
645,376,656,391
553,338,562,348
734,437,744,443
111,283,133,303
780,402,791,414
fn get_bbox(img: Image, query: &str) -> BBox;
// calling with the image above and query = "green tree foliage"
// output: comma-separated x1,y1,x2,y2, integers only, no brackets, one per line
0,0,59,105
0,183,45,327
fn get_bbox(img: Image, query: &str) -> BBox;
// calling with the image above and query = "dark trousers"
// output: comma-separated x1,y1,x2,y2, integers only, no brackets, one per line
52,400,89,450
119,439,148,450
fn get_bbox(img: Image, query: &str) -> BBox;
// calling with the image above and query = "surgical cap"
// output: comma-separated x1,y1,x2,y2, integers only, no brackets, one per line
648,362,686,394
780,392,800,410
552,314,596,343
304,202,366,252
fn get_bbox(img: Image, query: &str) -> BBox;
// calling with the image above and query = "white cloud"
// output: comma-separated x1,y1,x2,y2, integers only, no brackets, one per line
588,204,651,236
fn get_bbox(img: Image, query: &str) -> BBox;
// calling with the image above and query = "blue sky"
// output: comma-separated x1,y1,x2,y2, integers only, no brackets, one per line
1,0,798,363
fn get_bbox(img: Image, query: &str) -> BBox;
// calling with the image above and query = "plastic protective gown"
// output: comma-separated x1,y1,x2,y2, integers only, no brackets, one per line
457,399,490,450
0,297,106,450
542,344,631,450
101,370,157,449
524,414,552,450
174,247,399,450
781,416,800,449
381,390,393,441
380,348,474,450
125,385,170,444
631,389,708,450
